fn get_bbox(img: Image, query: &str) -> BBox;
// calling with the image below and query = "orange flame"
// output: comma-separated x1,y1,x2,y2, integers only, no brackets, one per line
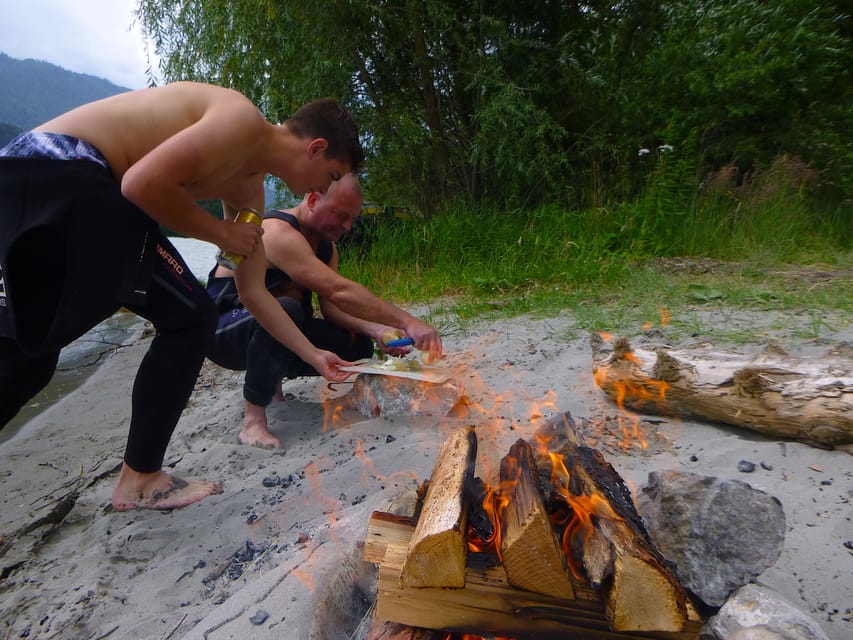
593,339,674,451
444,634,516,640
467,467,518,559
546,451,623,580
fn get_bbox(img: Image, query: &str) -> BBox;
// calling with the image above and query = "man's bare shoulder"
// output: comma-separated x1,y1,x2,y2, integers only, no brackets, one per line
262,216,317,266
263,215,308,244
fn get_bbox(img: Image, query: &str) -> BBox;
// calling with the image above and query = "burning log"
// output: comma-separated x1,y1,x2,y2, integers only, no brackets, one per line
366,620,442,640
537,413,692,632
400,426,477,588
464,476,496,545
499,439,576,600
591,333,853,450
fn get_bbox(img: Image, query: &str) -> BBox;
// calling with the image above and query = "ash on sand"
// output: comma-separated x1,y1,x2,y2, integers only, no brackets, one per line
0,308,851,640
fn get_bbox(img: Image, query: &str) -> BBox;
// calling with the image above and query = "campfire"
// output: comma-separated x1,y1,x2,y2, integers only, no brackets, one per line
347,327,846,639
362,413,703,639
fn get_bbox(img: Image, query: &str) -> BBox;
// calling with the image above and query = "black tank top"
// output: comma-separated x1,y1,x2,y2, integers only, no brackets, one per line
206,210,333,315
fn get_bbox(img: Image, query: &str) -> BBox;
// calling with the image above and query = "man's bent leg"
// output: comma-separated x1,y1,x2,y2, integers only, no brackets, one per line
0,338,59,428
113,239,221,510
240,298,306,449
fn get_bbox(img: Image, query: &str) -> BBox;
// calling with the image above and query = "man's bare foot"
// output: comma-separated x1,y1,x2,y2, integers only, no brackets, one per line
240,402,282,449
112,464,223,511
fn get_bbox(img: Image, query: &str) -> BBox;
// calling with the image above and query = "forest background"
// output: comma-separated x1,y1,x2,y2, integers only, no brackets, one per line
67,1,853,335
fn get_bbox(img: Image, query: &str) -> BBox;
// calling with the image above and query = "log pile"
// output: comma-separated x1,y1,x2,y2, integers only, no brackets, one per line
363,418,703,639
590,333,853,451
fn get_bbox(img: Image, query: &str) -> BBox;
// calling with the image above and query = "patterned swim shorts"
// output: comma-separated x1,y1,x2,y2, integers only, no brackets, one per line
0,131,109,170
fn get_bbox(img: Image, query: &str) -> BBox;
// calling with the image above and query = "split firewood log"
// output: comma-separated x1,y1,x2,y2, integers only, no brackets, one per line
536,412,691,632
590,333,853,450
400,426,477,588
499,438,576,599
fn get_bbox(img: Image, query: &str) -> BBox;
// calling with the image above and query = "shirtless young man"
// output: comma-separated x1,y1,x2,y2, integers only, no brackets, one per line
0,81,364,510
207,174,442,448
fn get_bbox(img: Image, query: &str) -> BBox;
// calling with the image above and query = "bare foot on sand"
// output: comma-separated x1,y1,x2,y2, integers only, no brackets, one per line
112,464,223,511
240,401,282,449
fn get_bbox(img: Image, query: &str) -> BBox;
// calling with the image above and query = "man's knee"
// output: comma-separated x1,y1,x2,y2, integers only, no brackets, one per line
0,340,58,427
277,297,305,327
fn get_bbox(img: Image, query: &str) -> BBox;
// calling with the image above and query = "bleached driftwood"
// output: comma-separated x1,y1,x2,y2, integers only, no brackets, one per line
591,334,853,451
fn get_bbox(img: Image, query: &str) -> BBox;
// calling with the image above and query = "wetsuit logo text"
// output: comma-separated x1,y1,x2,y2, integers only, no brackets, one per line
156,244,184,276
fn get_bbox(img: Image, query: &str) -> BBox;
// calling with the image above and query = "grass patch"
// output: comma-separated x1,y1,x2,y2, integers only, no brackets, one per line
339,175,851,344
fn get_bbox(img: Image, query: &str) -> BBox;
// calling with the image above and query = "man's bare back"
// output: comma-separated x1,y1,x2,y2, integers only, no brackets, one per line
35,82,268,203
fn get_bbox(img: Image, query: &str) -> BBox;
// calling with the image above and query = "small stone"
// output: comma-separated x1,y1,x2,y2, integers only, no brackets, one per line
760,461,773,471
737,460,756,473
385,434,396,443
262,476,279,487
843,540,853,551
249,610,269,625
820,479,832,486
690,454,699,462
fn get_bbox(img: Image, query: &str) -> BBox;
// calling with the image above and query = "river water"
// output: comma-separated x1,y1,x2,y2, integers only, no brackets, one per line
0,238,219,446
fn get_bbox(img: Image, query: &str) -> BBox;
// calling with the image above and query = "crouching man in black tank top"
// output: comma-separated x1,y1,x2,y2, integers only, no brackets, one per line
206,174,443,448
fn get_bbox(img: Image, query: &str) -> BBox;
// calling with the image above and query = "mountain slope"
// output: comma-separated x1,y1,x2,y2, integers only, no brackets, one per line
0,52,130,132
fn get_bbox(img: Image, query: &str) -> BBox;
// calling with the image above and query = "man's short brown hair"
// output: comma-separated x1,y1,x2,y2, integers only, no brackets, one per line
286,99,365,171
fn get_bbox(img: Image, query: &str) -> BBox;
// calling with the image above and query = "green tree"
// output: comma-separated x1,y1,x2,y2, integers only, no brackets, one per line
135,0,853,209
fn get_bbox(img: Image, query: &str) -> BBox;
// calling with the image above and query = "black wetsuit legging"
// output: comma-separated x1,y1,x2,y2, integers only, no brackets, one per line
207,296,373,407
0,235,216,473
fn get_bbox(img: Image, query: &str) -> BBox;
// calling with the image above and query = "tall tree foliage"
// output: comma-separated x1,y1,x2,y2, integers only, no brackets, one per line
136,0,852,211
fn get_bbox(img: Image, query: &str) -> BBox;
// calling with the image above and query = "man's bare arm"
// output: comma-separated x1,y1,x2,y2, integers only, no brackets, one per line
264,221,442,355
120,102,265,254
234,243,351,382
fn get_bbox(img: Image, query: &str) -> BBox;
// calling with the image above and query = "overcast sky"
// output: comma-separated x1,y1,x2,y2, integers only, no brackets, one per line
0,0,158,90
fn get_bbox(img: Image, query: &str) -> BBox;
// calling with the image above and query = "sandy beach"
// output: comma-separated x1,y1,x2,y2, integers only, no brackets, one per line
1,303,851,640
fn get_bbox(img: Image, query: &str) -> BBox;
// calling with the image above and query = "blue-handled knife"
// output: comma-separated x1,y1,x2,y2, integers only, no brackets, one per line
385,337,415,347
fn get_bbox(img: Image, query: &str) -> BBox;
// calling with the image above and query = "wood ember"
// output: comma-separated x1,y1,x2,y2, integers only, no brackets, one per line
464,476,495,547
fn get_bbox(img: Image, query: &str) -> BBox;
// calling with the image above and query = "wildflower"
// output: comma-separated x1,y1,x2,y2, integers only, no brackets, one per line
638,148,650,156
658,144,674,153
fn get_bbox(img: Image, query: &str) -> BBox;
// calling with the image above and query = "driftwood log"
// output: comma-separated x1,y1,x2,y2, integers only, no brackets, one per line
591,333,853,451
